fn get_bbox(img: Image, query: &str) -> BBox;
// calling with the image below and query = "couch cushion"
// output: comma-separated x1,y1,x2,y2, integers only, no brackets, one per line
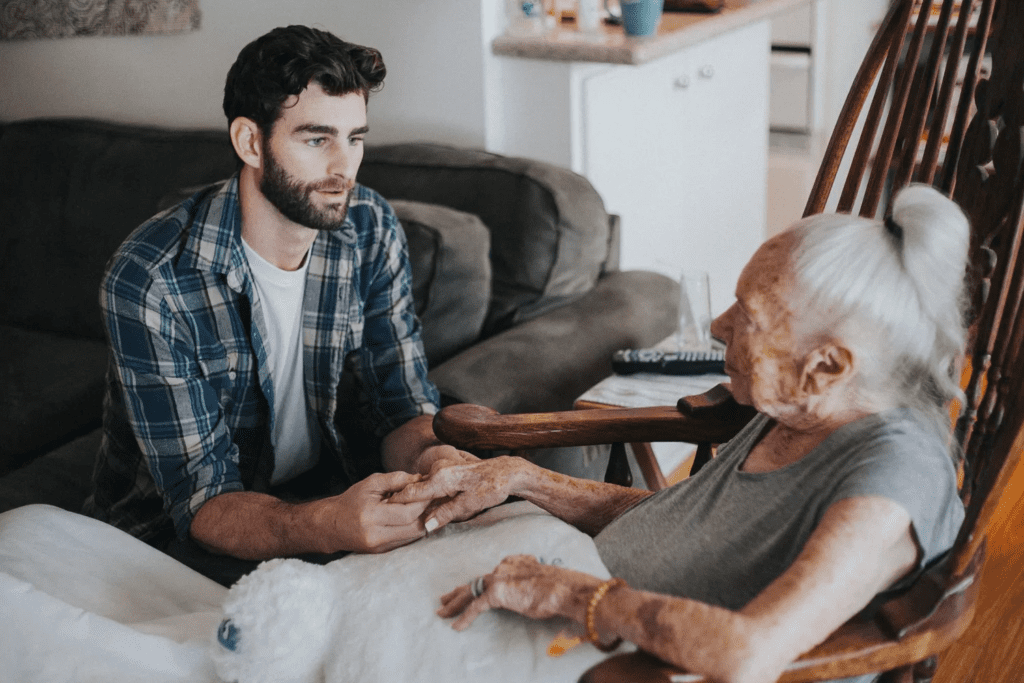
358,144,612,336
428,270,681,413
391,200,491,366
0,118,238,341
0,326,108,474
0,429,101,514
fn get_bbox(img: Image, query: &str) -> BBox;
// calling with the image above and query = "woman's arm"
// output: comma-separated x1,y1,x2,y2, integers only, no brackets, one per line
390,455,652,536
441,495,919,683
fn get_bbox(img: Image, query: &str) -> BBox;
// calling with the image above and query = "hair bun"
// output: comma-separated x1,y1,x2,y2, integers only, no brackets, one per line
890,183,970,327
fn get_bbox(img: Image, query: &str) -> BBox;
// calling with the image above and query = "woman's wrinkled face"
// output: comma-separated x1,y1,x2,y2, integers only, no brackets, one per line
710,232,806,416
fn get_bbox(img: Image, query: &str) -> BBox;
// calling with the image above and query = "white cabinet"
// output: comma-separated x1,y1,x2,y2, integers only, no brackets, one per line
582,21,769,314
489,20,770,315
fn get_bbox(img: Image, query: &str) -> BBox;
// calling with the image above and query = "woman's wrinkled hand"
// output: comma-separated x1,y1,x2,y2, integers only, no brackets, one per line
437,554,601,631
389,455,528,532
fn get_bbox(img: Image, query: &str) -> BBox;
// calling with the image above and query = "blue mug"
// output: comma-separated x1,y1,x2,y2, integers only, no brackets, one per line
620,0,664,37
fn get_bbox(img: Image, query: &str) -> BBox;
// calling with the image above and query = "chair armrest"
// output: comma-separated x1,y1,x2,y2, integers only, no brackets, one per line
428,270,680,414
677,384,758,422
432,384,755,451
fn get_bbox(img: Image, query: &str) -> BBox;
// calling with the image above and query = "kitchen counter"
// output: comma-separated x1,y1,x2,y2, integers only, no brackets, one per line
493,0,808,65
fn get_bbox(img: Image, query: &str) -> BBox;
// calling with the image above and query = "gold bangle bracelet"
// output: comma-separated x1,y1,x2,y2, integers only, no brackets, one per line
585,577,626,652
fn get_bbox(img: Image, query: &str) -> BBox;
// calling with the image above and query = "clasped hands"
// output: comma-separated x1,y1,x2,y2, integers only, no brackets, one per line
389,447,539,535
338,446,515,554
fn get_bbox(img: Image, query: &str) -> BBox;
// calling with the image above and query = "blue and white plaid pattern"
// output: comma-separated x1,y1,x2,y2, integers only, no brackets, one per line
85,175,439,544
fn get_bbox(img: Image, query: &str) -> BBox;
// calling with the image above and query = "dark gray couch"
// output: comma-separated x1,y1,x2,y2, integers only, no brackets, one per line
0,117,679,514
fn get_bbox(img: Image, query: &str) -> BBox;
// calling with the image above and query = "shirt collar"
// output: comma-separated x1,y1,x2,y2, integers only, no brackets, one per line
178,174,245,277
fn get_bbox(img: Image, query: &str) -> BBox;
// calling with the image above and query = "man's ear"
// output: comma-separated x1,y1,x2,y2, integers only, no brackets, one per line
800,342,855,396
229,117,263,170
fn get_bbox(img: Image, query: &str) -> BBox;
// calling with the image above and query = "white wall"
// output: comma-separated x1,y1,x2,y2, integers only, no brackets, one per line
0,0,494,147
0,0,883,151
819,0,891,137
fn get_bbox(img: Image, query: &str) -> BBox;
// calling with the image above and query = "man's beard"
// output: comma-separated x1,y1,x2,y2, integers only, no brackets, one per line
259,143,352,232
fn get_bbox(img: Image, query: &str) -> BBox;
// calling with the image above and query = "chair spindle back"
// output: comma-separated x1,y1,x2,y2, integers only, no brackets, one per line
803,0,1024,590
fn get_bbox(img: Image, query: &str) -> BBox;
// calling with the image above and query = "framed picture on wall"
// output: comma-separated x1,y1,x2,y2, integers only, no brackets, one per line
0,0,201,41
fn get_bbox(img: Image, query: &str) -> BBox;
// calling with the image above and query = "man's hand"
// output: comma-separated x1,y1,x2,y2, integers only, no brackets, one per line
389,455,527,533
310,470,434,554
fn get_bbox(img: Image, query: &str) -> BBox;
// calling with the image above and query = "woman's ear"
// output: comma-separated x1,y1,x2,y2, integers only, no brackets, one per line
800,342,855,396
229,117,263,170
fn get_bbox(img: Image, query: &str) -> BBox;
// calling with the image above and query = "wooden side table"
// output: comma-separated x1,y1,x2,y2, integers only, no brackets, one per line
574,371,729,490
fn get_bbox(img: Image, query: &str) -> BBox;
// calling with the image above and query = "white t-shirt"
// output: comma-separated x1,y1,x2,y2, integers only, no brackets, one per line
242,240,320,485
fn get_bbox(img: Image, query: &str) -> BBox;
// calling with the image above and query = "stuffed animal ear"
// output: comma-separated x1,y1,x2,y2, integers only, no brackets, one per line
210,559,340,683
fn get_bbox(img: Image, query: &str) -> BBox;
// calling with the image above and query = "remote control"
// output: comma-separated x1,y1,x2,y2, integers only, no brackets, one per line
611,348,726,376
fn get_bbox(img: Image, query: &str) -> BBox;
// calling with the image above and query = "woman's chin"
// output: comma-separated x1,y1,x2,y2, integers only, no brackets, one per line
724,377,752,406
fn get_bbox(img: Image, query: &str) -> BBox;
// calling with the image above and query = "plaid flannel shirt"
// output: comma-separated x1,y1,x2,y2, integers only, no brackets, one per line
84,175,439,545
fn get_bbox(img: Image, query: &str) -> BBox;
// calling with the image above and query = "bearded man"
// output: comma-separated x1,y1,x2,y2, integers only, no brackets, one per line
84,25,475,587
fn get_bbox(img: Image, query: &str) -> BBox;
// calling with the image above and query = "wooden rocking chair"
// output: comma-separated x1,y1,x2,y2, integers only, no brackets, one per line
432,0,1024,680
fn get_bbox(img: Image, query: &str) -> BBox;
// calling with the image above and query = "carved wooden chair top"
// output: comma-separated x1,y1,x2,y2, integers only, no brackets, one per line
432,0,1024,680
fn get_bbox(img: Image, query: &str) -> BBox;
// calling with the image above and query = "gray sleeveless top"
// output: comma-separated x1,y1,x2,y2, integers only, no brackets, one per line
596,407,963,682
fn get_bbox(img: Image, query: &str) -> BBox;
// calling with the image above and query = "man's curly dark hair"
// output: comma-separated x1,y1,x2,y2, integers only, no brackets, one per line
223,25,386,135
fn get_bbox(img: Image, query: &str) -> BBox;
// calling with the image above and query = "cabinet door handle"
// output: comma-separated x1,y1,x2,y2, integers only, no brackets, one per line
673,75,691,89
698,64,715,79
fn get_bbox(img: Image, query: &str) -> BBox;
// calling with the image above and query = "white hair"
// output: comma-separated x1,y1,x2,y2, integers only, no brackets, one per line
788,184,970,432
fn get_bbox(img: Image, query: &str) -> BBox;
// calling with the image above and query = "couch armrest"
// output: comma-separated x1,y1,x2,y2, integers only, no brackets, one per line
427,270,680,414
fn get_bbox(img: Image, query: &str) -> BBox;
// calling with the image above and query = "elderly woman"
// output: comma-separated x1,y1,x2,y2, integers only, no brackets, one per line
392,184,968,683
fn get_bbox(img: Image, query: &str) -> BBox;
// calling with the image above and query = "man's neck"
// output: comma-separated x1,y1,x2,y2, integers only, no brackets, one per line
238,167,318,271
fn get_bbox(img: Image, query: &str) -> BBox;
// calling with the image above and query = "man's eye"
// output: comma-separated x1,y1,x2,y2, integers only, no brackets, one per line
349,136,364,146
306,137,327,147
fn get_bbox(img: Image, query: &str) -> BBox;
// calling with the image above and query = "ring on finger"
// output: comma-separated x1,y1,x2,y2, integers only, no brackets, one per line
470,576,486,598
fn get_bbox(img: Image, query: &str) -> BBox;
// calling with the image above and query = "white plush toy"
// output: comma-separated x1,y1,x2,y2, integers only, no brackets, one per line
210,502,623,683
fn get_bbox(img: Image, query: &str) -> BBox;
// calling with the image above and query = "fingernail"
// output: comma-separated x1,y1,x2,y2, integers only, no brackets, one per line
425,518,439,533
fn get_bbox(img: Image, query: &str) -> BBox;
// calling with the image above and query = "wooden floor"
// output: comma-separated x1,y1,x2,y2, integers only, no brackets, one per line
933,453,1024,683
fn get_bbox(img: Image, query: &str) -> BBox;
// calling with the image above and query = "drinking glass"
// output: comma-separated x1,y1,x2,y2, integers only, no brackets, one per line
677,270,713,351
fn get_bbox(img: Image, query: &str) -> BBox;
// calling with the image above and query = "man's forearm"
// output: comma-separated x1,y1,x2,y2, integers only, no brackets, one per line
190,491,326,559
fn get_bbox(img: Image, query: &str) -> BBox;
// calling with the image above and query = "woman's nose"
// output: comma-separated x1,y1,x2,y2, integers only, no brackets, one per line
710,305,733,343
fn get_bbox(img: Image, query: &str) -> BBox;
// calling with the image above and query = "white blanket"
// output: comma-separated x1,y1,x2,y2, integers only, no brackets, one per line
0,503,619,683
0,504,225,683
